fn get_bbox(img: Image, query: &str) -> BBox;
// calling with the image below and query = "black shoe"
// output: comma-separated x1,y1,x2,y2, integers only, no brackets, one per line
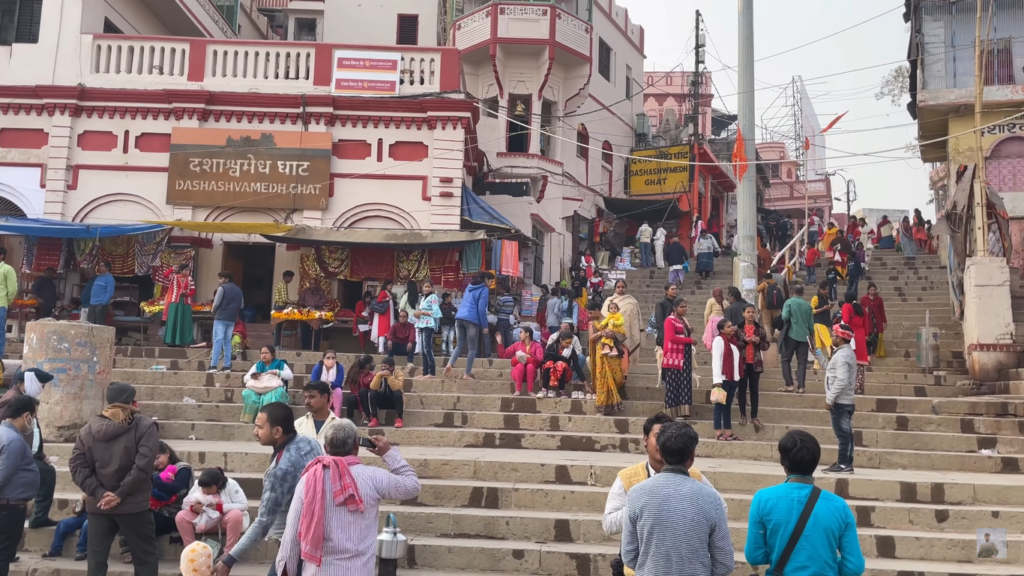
822,463,845,473
837,465,854,474
29,518,58,529
41,552,61,559
74,553,87,561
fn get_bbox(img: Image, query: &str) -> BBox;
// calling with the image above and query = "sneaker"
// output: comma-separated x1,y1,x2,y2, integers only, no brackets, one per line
836,465,854,474
221,368,232,373
823,463,846,474
547,390,557,398
368,418,380,428
571,391,580,399
206,368,218,373
394,418,404,429
559,391,570,399
74,553,87,562
536,390,546,399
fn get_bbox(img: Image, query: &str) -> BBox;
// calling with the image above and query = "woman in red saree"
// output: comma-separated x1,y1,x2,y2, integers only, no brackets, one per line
353,290,374,353
580,249,595,279
163,264,195,347
912,209,928,249
860,282,887,358
370,280,394,354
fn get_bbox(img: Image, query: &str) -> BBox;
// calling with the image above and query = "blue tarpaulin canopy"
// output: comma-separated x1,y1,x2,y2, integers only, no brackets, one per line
461,186,518,232
0,217,166,238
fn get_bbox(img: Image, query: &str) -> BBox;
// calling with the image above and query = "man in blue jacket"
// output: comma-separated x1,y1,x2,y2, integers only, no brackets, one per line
744,430,865,576
443,271,492,380
87,262,115,326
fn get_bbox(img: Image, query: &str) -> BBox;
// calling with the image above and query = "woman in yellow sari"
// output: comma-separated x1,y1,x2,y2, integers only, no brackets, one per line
820,221,839,254
601,280,641,396
586,301,623,415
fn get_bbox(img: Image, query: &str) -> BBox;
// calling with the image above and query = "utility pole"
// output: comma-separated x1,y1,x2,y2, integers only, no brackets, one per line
971,0,987,252
736,0,757,300
689,10,703,241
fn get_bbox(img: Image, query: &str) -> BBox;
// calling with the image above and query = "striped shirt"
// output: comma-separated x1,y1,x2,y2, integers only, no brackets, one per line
275,449,421,576
622,467,734,576
496,294,516,321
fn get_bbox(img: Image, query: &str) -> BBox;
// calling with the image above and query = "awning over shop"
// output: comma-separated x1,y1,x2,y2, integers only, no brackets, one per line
0,217,166,238
261,225,487,248
143,221,295,235
602,197,686,223
461,186,518,232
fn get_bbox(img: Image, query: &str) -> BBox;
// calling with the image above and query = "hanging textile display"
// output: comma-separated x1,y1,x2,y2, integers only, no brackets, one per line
491,240,502,272
499,240,520,276
396,249,429,282
300,253,334,292
152,247,197,287
428,249,461,289
75,229,172,276
349,247,395,280
21,237,68,273
313,246,350,279
460,241,483,273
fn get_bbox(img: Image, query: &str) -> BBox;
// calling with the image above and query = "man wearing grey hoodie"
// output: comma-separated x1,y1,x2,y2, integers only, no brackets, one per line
69,383,160,576
815,323,858,475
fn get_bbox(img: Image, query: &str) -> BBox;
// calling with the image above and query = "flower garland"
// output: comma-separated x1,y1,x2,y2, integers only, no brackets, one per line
271,307,335,321
141,299,213,315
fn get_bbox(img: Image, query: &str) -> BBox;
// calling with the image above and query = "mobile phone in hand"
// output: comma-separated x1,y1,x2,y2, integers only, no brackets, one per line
358,437,376,449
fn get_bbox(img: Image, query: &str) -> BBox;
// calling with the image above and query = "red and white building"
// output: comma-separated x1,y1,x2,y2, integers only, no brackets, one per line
0,0,647,295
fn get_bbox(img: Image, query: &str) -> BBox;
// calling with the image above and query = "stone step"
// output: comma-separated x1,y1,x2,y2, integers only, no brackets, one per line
137,408,1024,456
17,536,1024,576
52,446,1024,504
46,427,1024,473
21,502,1024,564
8,559,506,576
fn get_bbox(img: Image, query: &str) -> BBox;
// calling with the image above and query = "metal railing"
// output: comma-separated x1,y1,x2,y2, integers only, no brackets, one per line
770,222,809,282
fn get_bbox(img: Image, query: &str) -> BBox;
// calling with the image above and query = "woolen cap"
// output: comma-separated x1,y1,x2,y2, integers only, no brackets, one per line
106,382,137,405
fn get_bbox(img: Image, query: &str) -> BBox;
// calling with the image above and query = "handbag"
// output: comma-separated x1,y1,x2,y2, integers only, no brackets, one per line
369,299,389,315
199,523,223,561
246,373,284,394
750,485,821,576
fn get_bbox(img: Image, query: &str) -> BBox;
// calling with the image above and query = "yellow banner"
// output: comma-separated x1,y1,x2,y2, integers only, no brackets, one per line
628,145,691,196
948,110,1024,165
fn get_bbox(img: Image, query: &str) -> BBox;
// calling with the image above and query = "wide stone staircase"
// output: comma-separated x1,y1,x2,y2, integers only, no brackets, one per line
13,250,1024,575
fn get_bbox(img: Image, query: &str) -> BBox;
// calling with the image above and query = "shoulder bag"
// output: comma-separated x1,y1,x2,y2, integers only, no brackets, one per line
752,485,821,576
369,299,389,315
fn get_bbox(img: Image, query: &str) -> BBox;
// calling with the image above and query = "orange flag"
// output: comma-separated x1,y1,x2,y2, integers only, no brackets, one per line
820,111,848,134
803,137,810,151
732,128,748,182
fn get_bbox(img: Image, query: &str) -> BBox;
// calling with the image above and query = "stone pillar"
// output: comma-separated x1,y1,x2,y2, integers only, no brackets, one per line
963,256,1017,381
22,319,115,442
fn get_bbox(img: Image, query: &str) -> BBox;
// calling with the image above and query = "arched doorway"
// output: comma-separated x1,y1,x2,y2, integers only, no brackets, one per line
989,136,1024,194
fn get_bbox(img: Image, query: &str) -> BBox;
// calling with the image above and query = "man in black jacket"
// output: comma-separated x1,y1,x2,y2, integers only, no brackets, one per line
69,383,160,576
724,286,754,329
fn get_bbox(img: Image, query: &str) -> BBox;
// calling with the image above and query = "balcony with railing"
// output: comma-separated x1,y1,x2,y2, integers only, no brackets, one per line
452,1,592,59
456,0,591,23
917,0,1024,100
69,34,458,96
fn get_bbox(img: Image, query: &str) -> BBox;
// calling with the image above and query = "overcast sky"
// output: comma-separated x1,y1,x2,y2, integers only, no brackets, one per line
617,0,933,219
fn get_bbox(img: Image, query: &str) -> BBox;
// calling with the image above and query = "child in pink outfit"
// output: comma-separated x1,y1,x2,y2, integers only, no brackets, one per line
175,468,250,552
495,327,544,395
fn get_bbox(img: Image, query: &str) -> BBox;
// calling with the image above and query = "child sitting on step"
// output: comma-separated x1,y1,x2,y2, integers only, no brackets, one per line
42,494,88,561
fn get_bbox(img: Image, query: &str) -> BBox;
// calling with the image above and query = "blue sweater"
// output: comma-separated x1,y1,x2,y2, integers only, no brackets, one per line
90,273,115,306
744,478,865,576
310,361,345,390
456,282,489,328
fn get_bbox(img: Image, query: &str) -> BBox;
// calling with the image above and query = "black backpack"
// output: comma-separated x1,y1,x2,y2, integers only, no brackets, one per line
764,283,785,310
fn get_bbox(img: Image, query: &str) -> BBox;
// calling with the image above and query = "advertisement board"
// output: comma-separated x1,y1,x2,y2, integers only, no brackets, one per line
166,128,332,210
332,49,402,96
628,145,691,196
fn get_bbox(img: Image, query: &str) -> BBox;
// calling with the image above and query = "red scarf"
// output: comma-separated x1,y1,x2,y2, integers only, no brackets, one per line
719,335,745,381
299,455,364,567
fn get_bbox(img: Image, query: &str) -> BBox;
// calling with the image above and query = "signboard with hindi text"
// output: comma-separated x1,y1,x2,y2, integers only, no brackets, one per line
332,49,401,95
628,145,691,196
166,128,331,210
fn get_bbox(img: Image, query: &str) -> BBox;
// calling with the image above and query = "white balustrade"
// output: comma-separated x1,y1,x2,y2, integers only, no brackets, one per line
206,44,314,83
400,54,438,92
89,38,190,79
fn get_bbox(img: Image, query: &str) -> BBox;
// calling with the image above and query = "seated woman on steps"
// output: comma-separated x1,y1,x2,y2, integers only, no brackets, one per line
122,442,194,564
495,326,544,396
175,467,249,554
240,345,293,424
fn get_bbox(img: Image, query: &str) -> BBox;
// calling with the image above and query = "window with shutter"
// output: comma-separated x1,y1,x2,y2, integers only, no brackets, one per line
397,14,419,46
14,0,41,44
598,38,611,81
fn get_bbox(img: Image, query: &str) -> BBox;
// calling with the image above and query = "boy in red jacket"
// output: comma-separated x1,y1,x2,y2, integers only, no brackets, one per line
804,245,821,284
